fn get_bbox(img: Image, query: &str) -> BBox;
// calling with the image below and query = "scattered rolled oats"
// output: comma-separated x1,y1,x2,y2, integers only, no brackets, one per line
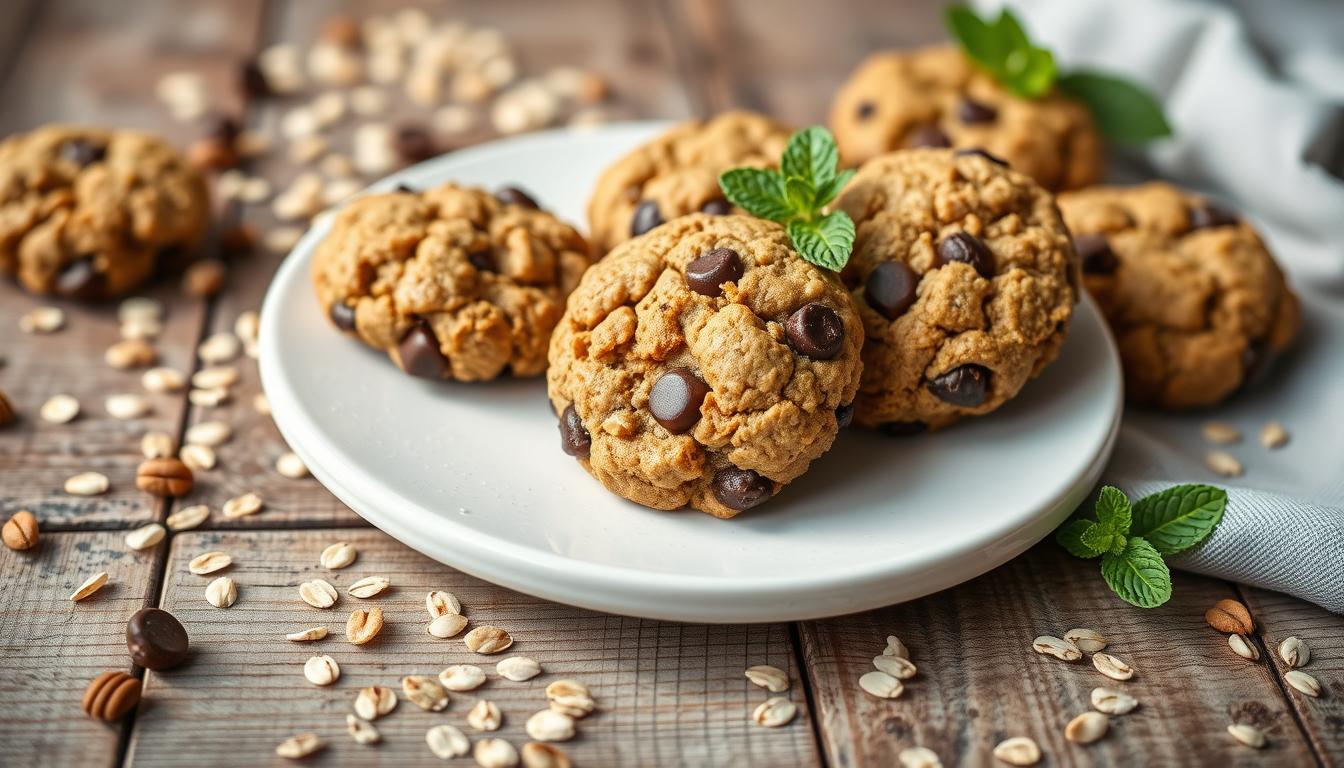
353,123,397,175
300,579,340,608
873,654,917,680
119,297,163,324
1201,421,1242,444
1227,723,1267,749
1090,687,1138,715
468,699,503,731
253,392,272,416
142,367,186,393
125,523,165,551
1063,628,1107,654
141,431,177,459
1032,635,1083,662
883,635,910,659
70,571,109,601
222,492,264,519
287,626,329,642
346,714,380,745
1092,653,1134,681
304,654,340,685
20,306,64,333
427,724,472,759
1205,450,1244,478
277,452,309,479
191,366,239,390
275,733,324,759
521,743,572,768
441,664,487,691
497,656,542,682
465,625,513,654
428,613,469,639
1278,636,1309,668
426,590,462,618
354,685,398,720
751,697,797,728
402,675,449,711
64,472,109,496
188,551,232,575
185,420,232,447
106,393,151,420
1229,633,1260,661
105,339,157,369
166,504,210,531
745,664,789,693
40,394,80,424
346,606,384,645
320,542,357,569
433,104,476,135
1065,711,1108,744
526,709,575,742
265,226,305,253
189,387,229,407
1259,421,1289,449
1284,669,1321,697
205,576,238,608
348,575,391,598
859,670,903,699
234,311,260,353
198,332,242,364
180,444,217,472
545,680,595,718
992,736,1042,766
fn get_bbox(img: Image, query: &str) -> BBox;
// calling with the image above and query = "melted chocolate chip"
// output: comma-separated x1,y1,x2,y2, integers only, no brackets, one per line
1075,233,1118,275
54,257,106,299
856,101,876,120
700,198,732,216
649,368,710,433
927,364,991,406
126,608,189,670
468,249,495,272
685,248,743,297
880,420,927,437
957,97,998,124
713,468,773,511
835,402,855,429
631,199,663,237
906,124,951,149
395,183,416,193
955,147,1008,167
59,139,106,168
1188,202,1239,230
559,404,591,458
329,302,356,331
935,232,995,277
785,303,845,360
496,186,540,209
207,115,241,144
398,321,449,379
865,261,918,320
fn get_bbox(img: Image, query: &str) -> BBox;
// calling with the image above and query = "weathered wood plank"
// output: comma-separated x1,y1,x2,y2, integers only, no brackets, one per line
1242,586,1344,763
0,531,163,767
128,528,821,767
800,544,1319,767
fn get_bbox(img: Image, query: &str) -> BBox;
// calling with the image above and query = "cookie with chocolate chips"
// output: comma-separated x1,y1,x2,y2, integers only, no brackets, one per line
586,111,792,255
836,148,1077,431
829,45,1103,192
547,214,862,518
0,125,209,298
312,183,592,381
1058,182,1299,409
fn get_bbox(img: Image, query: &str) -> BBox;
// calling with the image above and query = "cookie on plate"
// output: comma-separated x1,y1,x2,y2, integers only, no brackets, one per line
312,183,592,381
1058,182,1299,409
547,214,862,518
829,45,1102,192
836,148,1077,432
586,111,791,255
0,125,209,298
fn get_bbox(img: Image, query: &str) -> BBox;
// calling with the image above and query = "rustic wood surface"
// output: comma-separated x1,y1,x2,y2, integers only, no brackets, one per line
0,1,1340,766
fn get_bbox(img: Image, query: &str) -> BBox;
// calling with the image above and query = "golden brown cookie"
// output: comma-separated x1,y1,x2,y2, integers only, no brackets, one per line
0,125,209,298
547,214,863,518
836,148,1077,432
1058,182,1299,409
586,111,791,255
829,45,1102,192
312,183,592,381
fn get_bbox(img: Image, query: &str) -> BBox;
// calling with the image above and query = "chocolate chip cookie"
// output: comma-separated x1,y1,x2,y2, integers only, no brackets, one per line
0,125,209,298
586,111,792,255
1058,182,1299,409
312,183,592,381
829,45,1102,192
836,148,1077,432
547,214,862,518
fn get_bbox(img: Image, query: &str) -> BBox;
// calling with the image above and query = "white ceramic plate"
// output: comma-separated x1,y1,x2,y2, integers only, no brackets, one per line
259,122,1123,623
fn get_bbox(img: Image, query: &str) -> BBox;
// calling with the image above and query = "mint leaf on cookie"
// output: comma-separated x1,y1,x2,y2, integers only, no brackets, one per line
719,126,856,271
1100,537,1172,608
1058,71,1173,144
1130,484,1227,555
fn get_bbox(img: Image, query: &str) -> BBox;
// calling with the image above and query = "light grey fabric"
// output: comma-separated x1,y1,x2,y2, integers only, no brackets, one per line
977,0,1344,612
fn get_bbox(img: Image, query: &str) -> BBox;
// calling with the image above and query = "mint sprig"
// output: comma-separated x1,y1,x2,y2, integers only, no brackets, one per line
1056,484,1227,608
719,126,856,271
944,5,1171,144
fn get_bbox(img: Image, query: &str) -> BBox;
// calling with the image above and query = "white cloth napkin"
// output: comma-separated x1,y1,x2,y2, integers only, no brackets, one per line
978,0,1344,612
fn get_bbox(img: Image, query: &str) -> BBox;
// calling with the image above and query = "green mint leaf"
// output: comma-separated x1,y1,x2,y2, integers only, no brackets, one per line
787,212,854,272
1003,46,1056,99
945,6,1056,98
814,168,855,208
1081,525,1124,557
719,168,792,221
1094,485,1132,535
780,126,839,191
1100,537,1172,608
1056,519,1102,559
944,5,1011,80
785,177,816,215
1130,484,1227,555
1057,71,1172,144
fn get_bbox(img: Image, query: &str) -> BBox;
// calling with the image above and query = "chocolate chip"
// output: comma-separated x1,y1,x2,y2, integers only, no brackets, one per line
239,59,271,98
395,183,416,193
398,321,449,379
835,402,855,429
59,139,106,168
330,302,356,331
685,248,743,297
856,101,876,120
700,198,732,216
927,364,991,406
468,249,495,272
865,261,918,320
496,186,540,209
649,368,710,433
126,608,189,670
906,124,950,149
1075,233,1118,275
880,420,927,436
935,232,994,277
785,303,845,360
54,257,106,299
206,115,241,145
713,468,773,511
957,97,997,124
631,199,663,237
1188,202,1238,230
395,124,437,164
955,147,1008,167
559,404,591,458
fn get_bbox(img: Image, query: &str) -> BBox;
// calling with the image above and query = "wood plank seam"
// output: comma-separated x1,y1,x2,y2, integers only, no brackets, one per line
788,621,832,768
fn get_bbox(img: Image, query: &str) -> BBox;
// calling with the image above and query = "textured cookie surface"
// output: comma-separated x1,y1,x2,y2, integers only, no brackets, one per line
312,184,592,381
829,45,1102,192
836,148,1077,431
547,214,863,518
586,111,791,255
0,125,209,298
1058,182,1299,409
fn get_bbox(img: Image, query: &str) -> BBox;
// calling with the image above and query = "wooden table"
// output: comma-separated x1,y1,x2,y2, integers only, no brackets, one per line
1,1,1339,766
